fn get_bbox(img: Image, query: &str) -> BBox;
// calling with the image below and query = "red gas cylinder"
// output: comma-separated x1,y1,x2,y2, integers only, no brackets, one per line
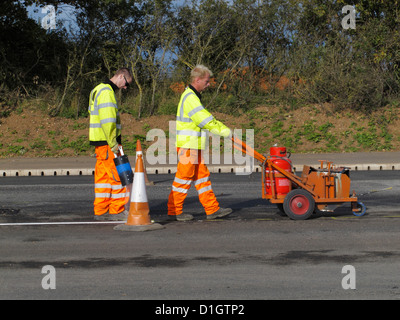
265,146,292,197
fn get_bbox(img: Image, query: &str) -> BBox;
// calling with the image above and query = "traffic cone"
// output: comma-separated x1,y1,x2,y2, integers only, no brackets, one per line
135,140,154,186
114,146,163,232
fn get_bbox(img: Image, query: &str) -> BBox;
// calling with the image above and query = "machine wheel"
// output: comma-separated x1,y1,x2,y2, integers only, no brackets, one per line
352,201,366,216
283,189,315,220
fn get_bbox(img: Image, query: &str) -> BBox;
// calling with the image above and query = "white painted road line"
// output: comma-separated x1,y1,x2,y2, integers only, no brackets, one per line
0,221,125,226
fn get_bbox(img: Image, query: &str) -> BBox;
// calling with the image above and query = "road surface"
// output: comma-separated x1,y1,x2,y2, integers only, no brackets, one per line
0,171,399,301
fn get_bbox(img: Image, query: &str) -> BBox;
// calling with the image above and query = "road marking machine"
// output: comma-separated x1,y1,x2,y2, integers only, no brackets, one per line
232,137,366,220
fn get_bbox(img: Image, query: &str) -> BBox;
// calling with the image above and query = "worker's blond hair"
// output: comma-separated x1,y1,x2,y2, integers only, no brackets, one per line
190,64,213,83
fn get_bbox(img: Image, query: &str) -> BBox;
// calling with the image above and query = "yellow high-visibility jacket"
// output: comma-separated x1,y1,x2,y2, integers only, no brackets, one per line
176,86,231,150
88,81,121,148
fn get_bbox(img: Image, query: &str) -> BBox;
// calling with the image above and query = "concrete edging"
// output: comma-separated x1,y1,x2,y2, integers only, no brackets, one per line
1,163,399,177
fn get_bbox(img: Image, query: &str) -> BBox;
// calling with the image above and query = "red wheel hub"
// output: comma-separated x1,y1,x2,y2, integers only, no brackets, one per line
289,195,310,215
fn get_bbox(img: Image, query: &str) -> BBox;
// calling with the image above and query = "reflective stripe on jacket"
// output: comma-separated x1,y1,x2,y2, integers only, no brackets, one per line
88,83,121,147
176,87,231,150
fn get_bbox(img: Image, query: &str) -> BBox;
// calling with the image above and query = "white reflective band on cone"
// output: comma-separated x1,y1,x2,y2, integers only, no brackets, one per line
132,172,148,202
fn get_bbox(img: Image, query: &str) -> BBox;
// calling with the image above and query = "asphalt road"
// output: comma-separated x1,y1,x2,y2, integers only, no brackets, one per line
0,171,399,301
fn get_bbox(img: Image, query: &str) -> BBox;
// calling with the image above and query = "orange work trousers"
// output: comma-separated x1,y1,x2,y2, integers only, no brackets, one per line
93,145,127,216
167,148,219,216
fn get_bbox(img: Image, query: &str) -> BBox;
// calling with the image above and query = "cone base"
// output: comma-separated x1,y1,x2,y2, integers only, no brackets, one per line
127,214,151,226
113,222,164,232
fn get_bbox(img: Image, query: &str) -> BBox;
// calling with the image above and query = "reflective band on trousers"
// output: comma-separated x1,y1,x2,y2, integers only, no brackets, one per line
95,192,127,199
172,176,211,195
95,183,125,190
171,186,189,194
173,177,192,185
194,177,209,185
197,185,212,194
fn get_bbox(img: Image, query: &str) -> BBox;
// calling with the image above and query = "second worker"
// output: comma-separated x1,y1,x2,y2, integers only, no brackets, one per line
167,65,233,221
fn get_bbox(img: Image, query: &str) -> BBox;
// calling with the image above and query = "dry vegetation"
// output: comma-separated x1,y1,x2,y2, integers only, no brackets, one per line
1,101,398,159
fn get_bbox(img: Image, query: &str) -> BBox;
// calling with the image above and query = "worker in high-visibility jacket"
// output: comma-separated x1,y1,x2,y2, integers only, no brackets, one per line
167,65,233,221
88,68,133,221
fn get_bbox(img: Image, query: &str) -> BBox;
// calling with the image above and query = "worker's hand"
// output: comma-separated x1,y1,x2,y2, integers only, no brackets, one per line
220,127,231,138
110,144,119,155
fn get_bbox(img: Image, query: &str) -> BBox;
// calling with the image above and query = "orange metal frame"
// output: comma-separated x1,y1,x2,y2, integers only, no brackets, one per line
232,137,359,211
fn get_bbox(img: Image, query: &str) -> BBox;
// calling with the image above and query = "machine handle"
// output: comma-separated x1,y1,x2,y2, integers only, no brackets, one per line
231,136,266,163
